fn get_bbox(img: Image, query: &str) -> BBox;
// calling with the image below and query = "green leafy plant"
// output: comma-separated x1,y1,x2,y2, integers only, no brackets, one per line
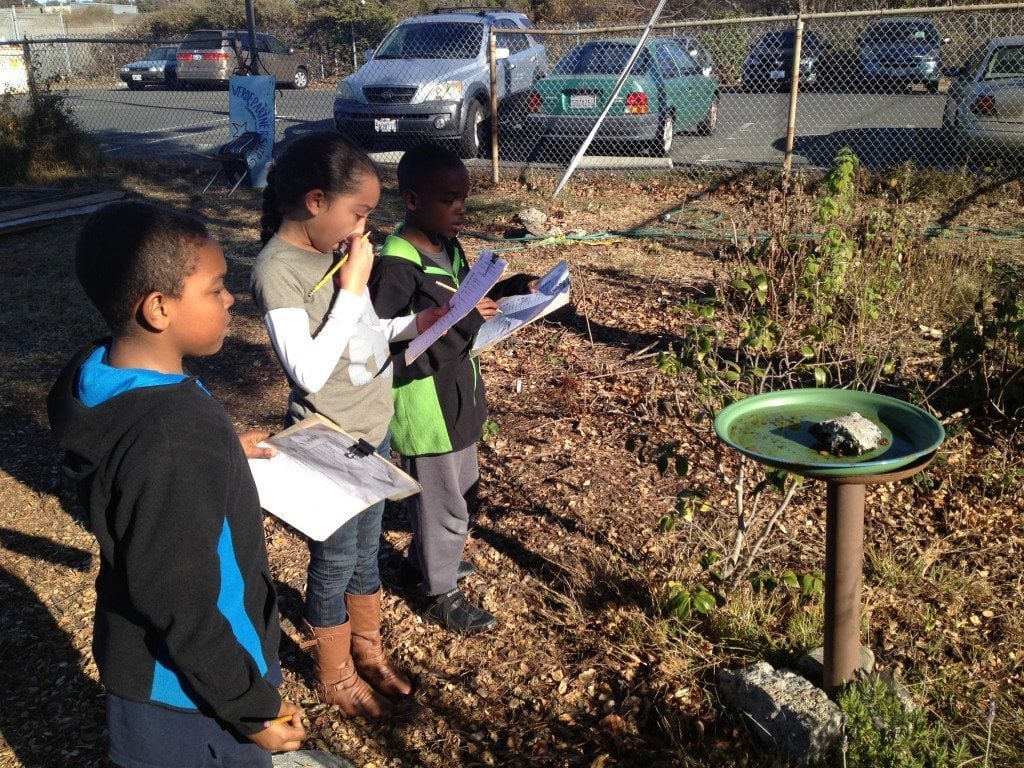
838,677,972,768
481,419,500,442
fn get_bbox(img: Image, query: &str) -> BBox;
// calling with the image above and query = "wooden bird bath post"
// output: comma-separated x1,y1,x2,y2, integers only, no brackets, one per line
715,389,944,694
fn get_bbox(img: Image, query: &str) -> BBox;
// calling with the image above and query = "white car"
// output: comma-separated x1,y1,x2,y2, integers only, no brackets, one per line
943,36,1024,162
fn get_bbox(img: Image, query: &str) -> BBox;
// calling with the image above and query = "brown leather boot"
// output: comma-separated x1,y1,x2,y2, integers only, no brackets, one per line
300,619,391,717
345,589,413,698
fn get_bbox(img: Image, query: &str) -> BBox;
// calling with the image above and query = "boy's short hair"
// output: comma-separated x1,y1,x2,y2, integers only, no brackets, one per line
75,201,210,334
396,143,466,194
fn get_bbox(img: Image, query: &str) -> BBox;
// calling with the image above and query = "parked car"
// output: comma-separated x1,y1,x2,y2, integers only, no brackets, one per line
523,39,719,157
118,45,179,90
741,28,828,92
858,17,948,93
942,36,1024,162
669,36,714,78
176,30,309,89
332,9,547,158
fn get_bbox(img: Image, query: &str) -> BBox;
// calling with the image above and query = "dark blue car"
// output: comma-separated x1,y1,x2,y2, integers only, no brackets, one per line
118,45,179,90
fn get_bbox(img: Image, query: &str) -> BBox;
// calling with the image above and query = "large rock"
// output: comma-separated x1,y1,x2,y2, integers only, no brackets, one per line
717,662,842,767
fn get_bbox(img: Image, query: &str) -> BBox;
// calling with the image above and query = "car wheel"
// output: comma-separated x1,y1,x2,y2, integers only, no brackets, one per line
165,72,179,90
926,79,939,94
697,95,719,136
292,67,308,90
459,99,484,159
127,81,143,91
649,112,674,157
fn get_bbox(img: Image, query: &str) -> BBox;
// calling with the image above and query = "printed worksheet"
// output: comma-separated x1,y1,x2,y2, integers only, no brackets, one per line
248,416,420,541
471,260,571,356
403,250,509,365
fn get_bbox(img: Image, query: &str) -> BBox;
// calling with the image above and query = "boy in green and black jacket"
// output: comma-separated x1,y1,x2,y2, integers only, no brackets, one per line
369,145,536,635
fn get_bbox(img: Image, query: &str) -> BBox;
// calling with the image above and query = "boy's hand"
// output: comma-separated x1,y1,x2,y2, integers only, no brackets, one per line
339,231,373,296
248,700,305,752
239,430,278,460
474,297,501,320
527,279,539,293
415,304,449,334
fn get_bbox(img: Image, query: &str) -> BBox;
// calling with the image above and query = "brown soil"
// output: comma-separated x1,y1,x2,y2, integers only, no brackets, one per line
1,162,1022,767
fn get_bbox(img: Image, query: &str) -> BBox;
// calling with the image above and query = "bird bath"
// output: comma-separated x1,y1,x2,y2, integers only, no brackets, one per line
715,389,944,693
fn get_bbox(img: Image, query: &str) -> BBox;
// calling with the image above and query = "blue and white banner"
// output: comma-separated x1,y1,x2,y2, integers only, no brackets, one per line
227,74,276,189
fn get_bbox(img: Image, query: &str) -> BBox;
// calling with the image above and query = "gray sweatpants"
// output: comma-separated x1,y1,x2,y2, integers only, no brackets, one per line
401,443,479,596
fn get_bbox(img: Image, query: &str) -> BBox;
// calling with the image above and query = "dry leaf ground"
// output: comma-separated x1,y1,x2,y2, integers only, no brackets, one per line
1,161,1022,767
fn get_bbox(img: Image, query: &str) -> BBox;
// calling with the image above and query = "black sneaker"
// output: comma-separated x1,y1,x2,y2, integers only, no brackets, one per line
425,588,498,635
400,558,477,586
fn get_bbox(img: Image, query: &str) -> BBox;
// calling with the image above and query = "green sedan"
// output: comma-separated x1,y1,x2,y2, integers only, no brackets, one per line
524,38,719,157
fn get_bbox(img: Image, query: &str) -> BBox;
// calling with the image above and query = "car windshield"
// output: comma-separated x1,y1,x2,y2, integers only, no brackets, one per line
865,21,939,45
755,31,797,51
553,43,652,76
146,47,172,59
375,22,482,60
984,44,1024,80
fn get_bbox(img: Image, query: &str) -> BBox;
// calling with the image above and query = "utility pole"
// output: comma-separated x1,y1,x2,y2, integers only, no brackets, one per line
244,0,259,74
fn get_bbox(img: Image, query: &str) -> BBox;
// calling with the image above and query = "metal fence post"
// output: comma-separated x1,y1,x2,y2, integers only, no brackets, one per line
21,36,36,100
783,14,803,188
489,29,499,185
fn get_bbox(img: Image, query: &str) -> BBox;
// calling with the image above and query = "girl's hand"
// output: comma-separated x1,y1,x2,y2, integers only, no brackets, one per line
527,279,539,293
415,304,449,334
239,430,277,459
339,231,373,295
474,297,501,320
248,700,305,752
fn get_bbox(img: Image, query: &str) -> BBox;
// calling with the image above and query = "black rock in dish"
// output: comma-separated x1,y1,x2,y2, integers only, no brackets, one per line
809,412,884,457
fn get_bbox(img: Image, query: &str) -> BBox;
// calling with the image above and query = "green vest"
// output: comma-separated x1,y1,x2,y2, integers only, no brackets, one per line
379,232,475,456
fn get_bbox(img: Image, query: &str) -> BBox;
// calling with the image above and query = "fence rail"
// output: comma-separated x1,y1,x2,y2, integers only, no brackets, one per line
4,3,1023,181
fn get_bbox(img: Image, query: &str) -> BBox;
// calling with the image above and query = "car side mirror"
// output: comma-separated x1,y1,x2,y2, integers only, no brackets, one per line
495,47,510,60
363,49,374,61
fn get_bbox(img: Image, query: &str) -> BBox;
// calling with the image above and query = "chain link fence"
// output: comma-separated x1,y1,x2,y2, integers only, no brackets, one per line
3,3,1022,178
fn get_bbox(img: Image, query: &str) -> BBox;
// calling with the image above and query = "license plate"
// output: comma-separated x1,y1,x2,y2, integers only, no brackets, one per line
770,69,786,79
131,74,142,81
569,94,596,110
191,53,202,61
374,118,398,133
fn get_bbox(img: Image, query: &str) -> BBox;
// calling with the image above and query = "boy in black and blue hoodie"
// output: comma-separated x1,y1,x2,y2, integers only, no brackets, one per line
47,202,305,768
369,146,537,636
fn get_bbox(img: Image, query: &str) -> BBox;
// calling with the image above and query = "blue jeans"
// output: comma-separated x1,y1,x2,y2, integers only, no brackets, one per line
303,433,389,627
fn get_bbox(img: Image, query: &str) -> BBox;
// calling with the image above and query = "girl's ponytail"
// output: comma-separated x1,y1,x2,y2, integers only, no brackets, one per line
260,164,283,245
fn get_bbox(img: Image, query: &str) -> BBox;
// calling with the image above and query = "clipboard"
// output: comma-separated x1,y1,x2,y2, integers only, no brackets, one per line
247,415,420,541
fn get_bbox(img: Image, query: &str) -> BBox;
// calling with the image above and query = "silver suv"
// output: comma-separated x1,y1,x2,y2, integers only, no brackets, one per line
333,9,546,157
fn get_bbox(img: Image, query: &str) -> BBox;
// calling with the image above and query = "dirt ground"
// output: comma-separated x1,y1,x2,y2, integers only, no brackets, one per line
1,161,1022,767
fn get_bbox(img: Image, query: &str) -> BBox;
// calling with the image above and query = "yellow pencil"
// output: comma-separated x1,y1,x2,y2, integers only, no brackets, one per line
308,233,370,298
267,713,297,726
435,280,458,293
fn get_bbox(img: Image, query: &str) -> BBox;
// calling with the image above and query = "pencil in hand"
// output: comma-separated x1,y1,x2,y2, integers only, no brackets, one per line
266,713,298,727
308,232,371,298
435,280,458,293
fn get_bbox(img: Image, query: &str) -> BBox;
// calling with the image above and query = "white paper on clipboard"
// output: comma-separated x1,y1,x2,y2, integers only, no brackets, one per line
248,415,420,541
403,250,508,365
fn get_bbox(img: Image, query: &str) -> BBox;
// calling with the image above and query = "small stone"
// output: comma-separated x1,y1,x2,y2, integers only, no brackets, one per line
810,412,884,456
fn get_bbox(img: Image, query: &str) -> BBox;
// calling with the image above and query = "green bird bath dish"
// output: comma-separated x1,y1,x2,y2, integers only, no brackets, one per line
714,389,944,479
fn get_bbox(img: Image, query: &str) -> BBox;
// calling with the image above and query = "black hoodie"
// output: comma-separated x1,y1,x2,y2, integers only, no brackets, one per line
47,341,281,737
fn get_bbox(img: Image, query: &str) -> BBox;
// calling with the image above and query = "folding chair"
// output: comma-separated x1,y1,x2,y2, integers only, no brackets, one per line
202,131,263,196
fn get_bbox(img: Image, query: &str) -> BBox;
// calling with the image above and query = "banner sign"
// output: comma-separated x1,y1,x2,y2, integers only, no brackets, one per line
227,74,276,188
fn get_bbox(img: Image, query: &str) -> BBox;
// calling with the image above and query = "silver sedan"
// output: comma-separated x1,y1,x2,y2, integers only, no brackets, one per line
943,36,1024,162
